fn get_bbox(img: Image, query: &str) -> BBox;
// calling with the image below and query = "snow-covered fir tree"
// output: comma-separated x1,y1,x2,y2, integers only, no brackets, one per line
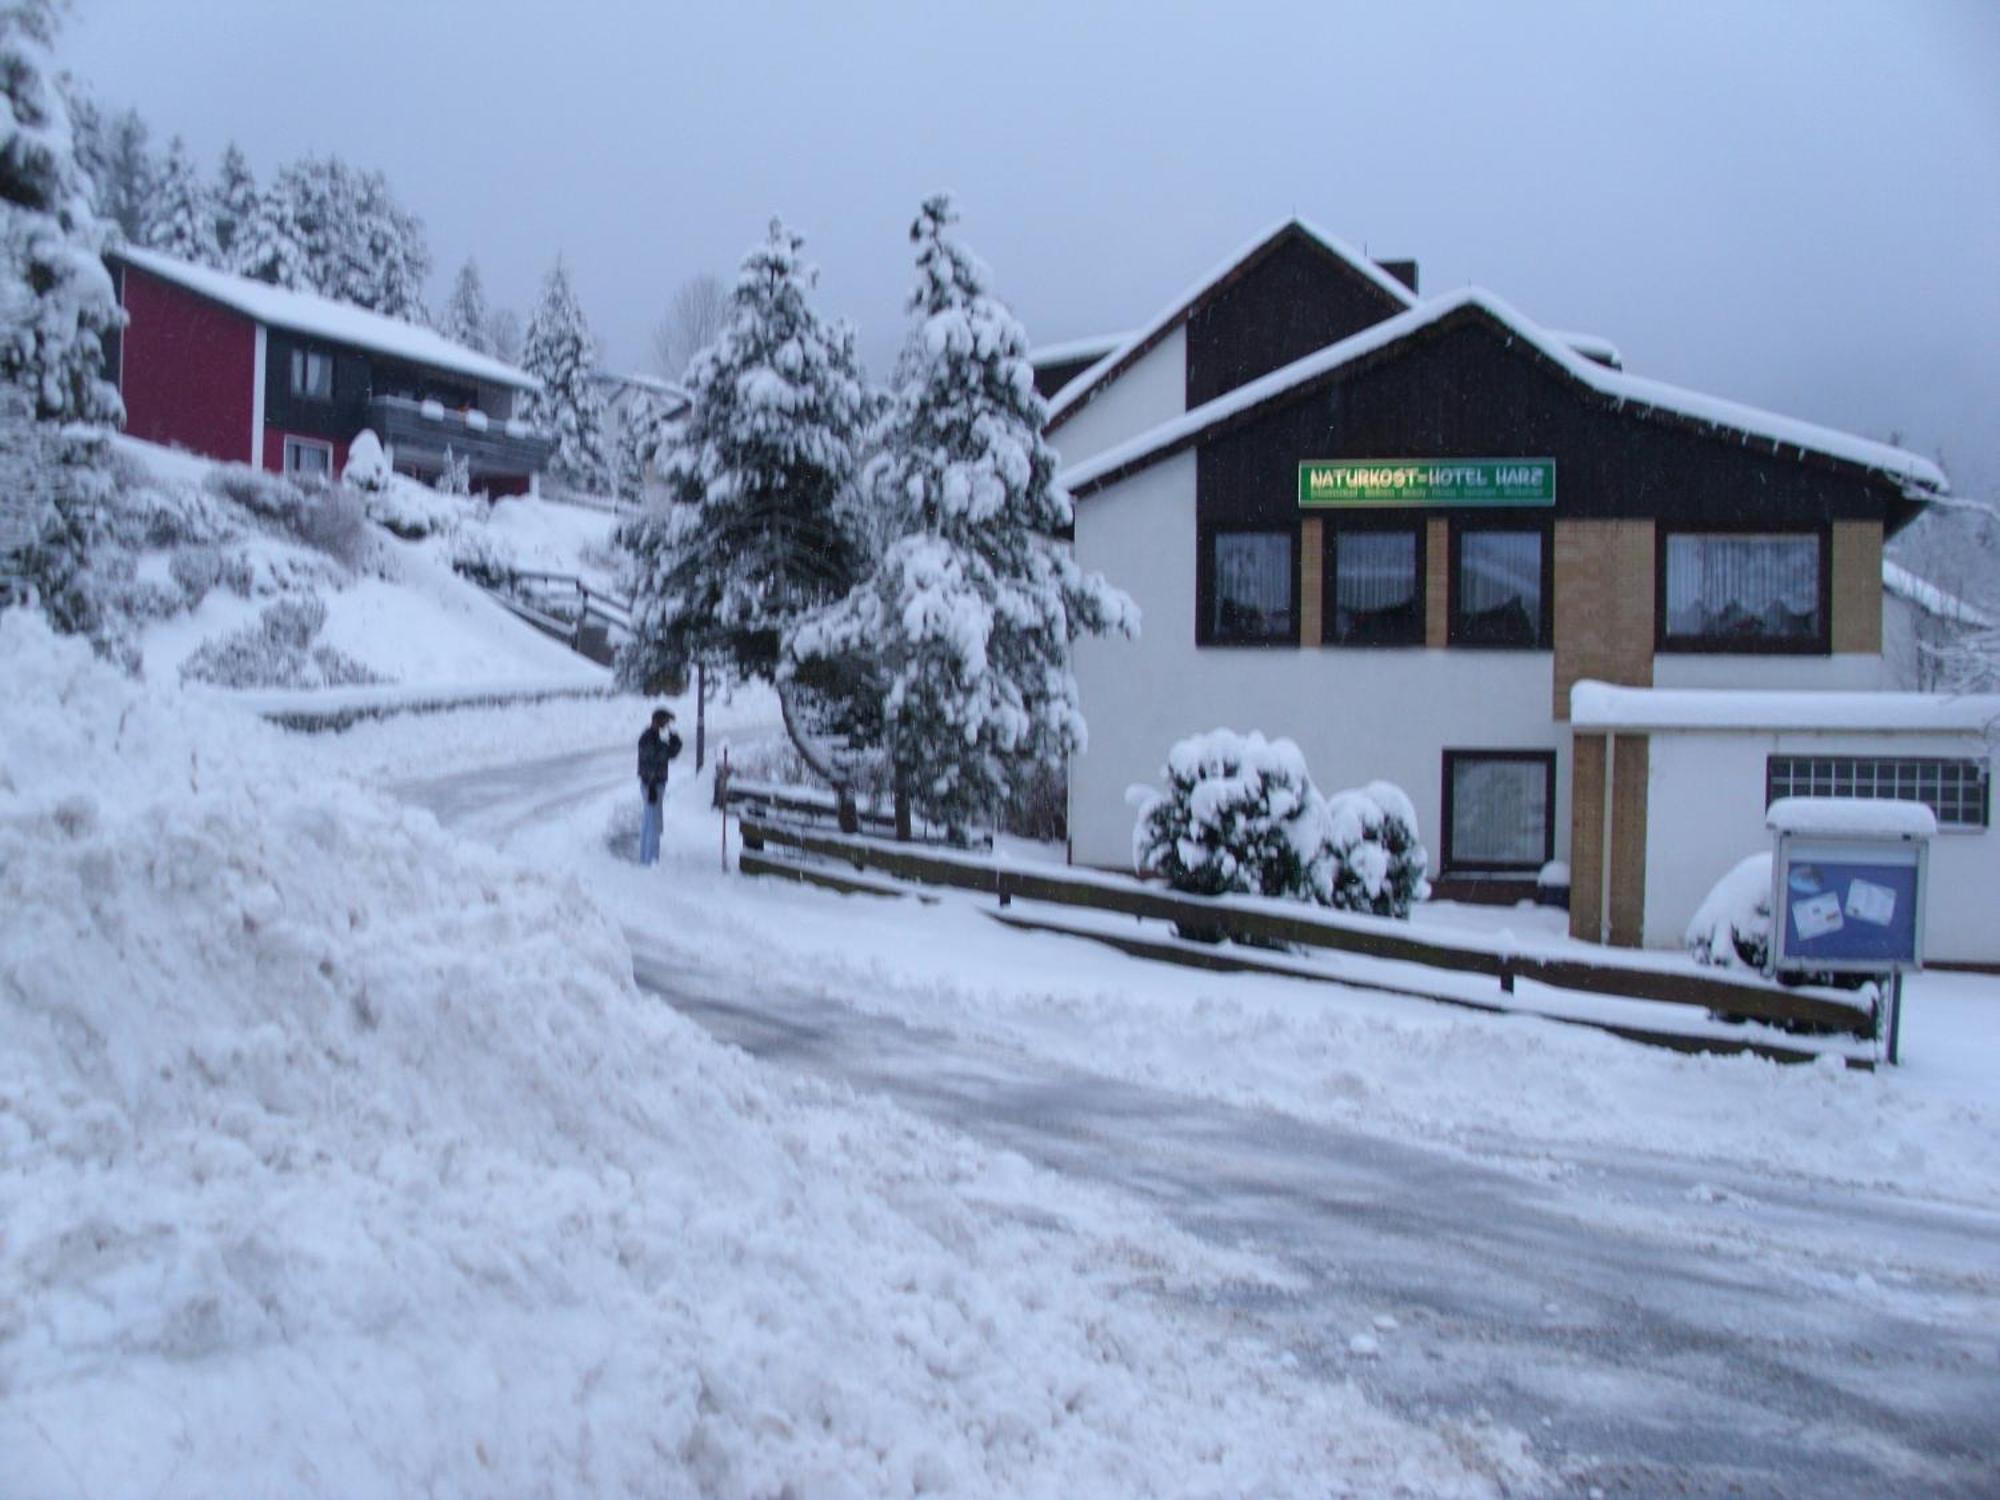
441,258,492,353
233,174,314,289
521,258,611,493
144,135,219,266
0,0,124,426
346,166,430,323
618,220,873,693
1,0,125,660
64,90,150,243
790,195,1136,836
210,142,256,266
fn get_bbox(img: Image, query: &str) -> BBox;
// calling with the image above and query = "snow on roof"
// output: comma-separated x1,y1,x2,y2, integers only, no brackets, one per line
1547,330,1624,369
1045,219,1418,425
1060,287,1949,497
593,368,689,401
1883,559,1993,628
1765,797,1938,839
1028,331,1132,368
112,245,540,392
1569,679,2000,735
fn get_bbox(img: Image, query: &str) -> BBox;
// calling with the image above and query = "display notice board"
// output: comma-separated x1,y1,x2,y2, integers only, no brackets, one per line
1771,836,1925,974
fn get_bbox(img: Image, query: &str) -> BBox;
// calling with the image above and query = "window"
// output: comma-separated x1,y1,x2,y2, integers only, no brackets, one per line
1451,525,1546,647
1325,522,1423,646
283,436,332,478
1768,755,1989,832
290,348,333,401
1442,750,1556,870
1662,532,1823,650
1201,526,1294,645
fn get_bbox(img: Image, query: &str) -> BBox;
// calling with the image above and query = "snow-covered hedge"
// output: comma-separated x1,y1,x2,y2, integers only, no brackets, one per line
1130,730,1430,918
178,593,384,690
1686,852,1771,970
365,473,474,540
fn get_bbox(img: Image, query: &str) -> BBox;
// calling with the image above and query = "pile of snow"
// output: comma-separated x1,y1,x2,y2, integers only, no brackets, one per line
1131,729,1429,917
340,428,391,493
1,615,1504,1497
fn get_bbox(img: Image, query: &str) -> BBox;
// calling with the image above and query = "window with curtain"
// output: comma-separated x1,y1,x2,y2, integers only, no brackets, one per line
1445,752,1554,869
1328,526,1422,645
1453,528,1544,646
290,348,333,401
1208,529,1294,644
1663,533,1821,647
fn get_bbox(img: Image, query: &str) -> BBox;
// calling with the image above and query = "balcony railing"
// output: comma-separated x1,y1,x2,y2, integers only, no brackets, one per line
366,394,555,481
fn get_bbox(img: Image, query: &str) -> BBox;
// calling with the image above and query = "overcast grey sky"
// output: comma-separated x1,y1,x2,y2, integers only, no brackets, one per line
64,0,2000,492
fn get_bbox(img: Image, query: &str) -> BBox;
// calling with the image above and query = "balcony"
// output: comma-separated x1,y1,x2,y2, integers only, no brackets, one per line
366,395,555,485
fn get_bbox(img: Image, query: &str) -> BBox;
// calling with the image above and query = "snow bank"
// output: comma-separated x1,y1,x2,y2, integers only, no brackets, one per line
1686,852,1773,970
0,615,1500,1497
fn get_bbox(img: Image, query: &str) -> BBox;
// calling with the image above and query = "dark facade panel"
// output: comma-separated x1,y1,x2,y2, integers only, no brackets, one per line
1194,313,1901,532
263,328,372,438
1184,229,1408,409
1032,356,1100,402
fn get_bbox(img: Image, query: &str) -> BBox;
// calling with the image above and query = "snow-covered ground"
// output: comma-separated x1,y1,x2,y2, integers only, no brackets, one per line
2,615,1542,1496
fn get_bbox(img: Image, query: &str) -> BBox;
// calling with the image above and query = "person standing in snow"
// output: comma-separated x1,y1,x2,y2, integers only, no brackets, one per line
636,708,682,866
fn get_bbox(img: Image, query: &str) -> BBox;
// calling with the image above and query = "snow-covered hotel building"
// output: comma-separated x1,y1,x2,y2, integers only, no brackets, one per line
1049,221,1998,964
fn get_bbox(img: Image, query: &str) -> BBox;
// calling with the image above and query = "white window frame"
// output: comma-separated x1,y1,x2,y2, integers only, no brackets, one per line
282,436,333,478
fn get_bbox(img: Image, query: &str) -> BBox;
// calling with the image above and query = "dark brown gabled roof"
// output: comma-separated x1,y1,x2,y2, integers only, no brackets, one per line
1061,289,1948,502
1042,219,1418,433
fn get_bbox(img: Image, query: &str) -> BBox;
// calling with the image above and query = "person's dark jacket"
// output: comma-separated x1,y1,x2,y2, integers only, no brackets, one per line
638,726,682,799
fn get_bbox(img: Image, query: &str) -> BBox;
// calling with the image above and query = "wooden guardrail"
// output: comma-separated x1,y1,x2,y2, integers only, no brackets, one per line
736,816,1876,1036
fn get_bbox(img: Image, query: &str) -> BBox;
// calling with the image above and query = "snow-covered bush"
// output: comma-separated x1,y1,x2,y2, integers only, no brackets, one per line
1131,730,1322,901
204,463,304,526
436,444,471,496
178,592,383,689
1320,781,1432,918
292,482,369,567
168,544,237,606
449,521,518,588
1686,852,1771,971
1132,732,1431,919
342,428,391,492
365,475,469,540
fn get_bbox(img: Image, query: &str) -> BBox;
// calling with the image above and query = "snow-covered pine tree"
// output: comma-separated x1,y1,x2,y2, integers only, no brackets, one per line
0,0,124,426
789,195,1136,838
233,174,314,289
347,167,430,323
211,141,256,265
441,258,492,353
0,0,125,659
92,104,151,242
618,219,873,696
145,135,220,266
521,258,611,493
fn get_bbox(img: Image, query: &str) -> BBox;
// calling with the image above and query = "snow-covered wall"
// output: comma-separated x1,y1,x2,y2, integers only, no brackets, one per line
1070,453,1565,874
1048,326,1186,473
1643,729,1996,963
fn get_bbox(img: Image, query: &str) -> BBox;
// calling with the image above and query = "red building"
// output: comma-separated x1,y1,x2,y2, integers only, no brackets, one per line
107,246,551,494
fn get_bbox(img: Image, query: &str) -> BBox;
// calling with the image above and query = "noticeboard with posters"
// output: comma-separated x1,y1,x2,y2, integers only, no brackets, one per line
1770,835,1926,974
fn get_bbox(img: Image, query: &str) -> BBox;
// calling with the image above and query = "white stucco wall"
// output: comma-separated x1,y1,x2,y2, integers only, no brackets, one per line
1642,729,1996,963
1047,326,1186,473
1070,454,1567,876
1652,653,1890,691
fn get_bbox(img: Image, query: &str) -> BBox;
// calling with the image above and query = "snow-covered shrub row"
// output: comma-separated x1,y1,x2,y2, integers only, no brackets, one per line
178,592,383,689
1131,728,1430,918
363,471,476,540
1,614,1475,1497
448,518,520,587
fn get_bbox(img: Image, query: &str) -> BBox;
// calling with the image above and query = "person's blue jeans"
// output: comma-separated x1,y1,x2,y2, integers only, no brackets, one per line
639,786,663,865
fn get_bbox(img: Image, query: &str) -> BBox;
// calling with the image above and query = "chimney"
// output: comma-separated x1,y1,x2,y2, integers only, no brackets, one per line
1375,259,1419,295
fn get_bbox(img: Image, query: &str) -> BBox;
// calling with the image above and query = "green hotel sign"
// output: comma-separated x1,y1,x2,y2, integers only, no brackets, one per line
1298,458,1557,508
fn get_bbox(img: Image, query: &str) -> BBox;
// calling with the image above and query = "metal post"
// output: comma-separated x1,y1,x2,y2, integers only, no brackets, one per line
695,661,707,772
1885,971,1904,1066
719,745,730,872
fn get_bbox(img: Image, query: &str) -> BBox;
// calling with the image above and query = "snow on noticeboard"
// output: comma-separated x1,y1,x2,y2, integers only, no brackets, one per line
113,245,540,393
1765,797,1938,839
